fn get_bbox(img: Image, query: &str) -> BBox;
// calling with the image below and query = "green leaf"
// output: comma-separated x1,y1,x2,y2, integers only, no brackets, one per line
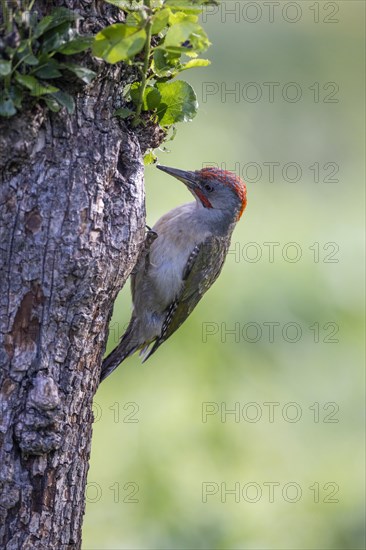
168,11,198,24
181,58,210,70
114,107,134,118
163,0,203,14
125,12,146,27
15,73,59,96
22,53,39,66
17,40,29,55
41,22,74,53
34,8,78,39
164,20,210,53
130,84,161,111
144,150,157,165
15,43,39,66
145,86,162,110
93,24,147,63
152,48,180,76
56,36,93,55
156,80,198,125
34,15,56,38
130,82,140,104
62,63,96,84
33,60,62,79
0,98,17,117
10,86,23,109
31,84,60,96
42,96,61,112
51,91,75,113
0,60,11,76
151,9,171,34
104,0,141,7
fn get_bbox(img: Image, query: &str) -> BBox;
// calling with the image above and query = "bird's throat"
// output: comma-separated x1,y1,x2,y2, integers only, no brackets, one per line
195,190,212,209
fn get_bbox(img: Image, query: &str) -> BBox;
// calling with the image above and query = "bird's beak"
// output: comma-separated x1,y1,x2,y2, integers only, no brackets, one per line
156,165,198,190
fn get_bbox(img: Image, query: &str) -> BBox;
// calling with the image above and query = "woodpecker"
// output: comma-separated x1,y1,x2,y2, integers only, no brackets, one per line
100,165,247,381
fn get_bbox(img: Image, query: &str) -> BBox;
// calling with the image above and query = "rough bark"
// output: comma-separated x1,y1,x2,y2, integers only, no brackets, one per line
0,2,160,548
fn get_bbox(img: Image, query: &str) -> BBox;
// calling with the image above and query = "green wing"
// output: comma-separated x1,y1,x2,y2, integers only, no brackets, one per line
143,235,230,361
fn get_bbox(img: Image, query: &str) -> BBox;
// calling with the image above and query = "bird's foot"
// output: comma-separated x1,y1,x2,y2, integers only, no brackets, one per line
132,228,158,275
145,229,158,248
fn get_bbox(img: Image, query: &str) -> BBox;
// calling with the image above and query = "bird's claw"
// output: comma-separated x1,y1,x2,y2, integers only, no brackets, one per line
145,229,158,247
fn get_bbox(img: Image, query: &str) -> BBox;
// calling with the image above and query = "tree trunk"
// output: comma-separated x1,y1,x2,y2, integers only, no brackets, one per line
0,3,158,548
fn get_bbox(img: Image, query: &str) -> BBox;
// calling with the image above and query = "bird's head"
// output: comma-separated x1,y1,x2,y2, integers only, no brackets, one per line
157,165,247,221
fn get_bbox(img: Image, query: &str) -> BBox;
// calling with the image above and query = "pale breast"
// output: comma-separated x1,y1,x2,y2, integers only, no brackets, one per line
147,203,209,307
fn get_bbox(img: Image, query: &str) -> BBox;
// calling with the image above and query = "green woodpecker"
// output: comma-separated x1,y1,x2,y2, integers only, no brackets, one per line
100,165,247,381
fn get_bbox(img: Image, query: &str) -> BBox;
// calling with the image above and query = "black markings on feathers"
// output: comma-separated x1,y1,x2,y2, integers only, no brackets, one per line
143,235,231,362
183,245,201,279
160,301,178,340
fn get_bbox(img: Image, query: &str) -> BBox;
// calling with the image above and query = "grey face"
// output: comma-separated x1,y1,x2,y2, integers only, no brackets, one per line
157,165,243,217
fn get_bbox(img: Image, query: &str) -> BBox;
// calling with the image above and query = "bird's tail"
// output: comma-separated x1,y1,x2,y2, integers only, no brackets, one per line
100,318,140,382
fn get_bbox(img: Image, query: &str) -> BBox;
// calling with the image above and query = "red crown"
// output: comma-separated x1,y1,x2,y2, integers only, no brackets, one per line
197,168,247,219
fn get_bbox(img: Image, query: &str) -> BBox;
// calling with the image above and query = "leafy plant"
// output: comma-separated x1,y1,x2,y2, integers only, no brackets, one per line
93,0,216,161
1,0,216,164
0,4,95,117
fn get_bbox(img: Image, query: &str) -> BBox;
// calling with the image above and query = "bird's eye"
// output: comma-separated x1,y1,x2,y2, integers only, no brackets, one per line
204,183,214,193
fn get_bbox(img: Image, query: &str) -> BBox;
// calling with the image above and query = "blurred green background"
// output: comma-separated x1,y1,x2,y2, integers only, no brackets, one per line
83,2,365,548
